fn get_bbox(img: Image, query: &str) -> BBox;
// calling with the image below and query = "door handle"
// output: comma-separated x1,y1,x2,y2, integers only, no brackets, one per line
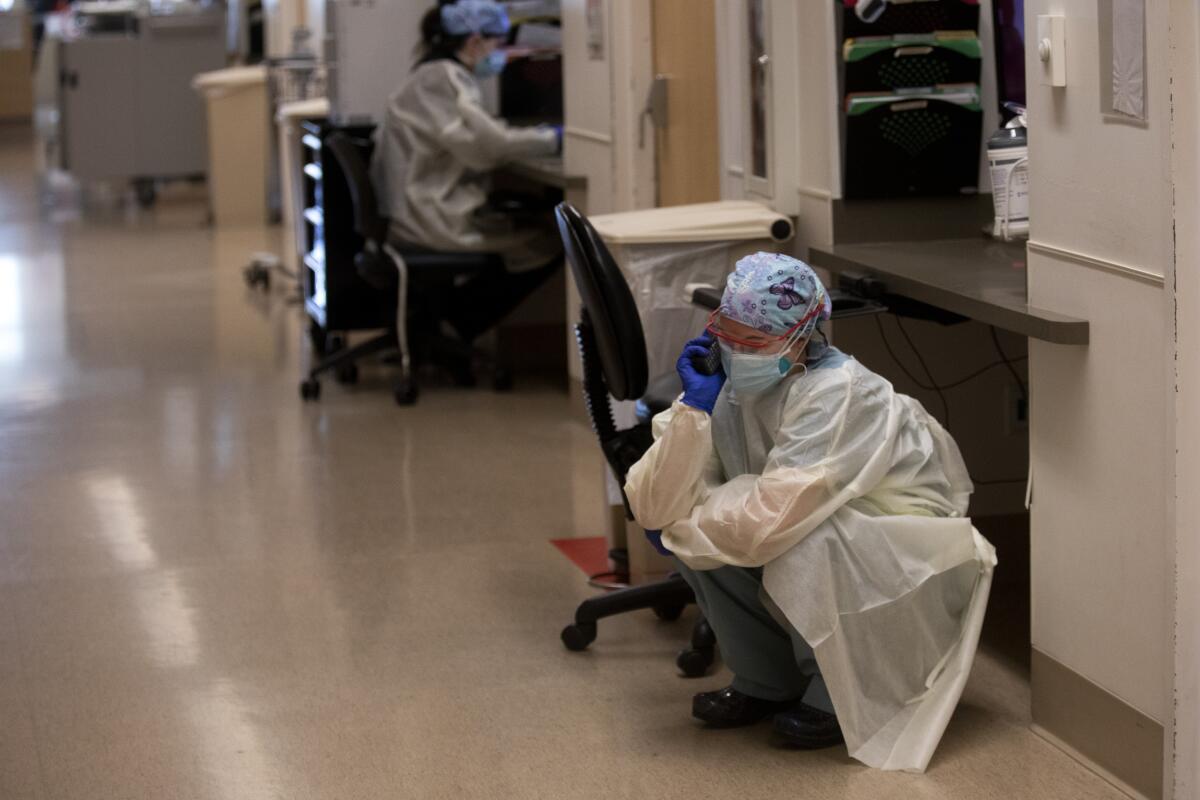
639,74,670,148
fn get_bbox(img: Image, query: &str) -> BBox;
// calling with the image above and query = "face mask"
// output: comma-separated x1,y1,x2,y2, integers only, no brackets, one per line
719,343,795,396
474,49,507,78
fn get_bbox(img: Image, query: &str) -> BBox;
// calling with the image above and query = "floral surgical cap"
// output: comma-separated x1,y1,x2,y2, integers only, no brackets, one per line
719,252,832,339
440,0,511,37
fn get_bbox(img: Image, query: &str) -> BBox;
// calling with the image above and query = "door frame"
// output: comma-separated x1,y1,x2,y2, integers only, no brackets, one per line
1171,0,1200,797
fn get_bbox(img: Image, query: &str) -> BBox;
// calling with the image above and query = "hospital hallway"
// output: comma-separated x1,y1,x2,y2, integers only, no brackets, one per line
0,123,1128,800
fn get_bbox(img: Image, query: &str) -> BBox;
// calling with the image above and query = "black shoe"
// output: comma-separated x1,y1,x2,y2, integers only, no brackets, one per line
692,687,793,728
773,704,845,749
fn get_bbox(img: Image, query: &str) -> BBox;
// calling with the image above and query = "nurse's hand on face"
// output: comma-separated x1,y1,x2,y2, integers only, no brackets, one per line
677,332,725,415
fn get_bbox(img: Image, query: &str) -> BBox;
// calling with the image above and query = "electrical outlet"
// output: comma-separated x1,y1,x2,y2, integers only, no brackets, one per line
1004,384,1029,436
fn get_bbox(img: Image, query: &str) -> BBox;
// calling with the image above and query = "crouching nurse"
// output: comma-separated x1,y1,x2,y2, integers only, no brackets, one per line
624,253,997,772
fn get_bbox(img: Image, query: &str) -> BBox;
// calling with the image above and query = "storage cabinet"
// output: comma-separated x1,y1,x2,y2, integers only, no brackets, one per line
56,11,225,195
299,122,395,340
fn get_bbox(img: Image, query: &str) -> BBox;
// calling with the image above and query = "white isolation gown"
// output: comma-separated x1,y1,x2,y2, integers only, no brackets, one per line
371,59,561,272
624,348,996,772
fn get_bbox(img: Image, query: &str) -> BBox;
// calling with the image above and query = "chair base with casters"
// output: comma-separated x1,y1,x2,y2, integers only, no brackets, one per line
390,244,515,404
296,244,514,405
561,571,718,678
299,326,396,402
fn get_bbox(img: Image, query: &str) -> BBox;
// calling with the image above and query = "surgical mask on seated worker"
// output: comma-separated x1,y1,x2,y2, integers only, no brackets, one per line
474,49,508,78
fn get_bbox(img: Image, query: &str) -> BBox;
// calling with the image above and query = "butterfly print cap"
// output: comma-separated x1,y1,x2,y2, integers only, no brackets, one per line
718,252,832,339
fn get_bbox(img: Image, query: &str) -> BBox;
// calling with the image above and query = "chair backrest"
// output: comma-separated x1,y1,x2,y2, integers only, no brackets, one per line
325,132,389,245
554,202,648,402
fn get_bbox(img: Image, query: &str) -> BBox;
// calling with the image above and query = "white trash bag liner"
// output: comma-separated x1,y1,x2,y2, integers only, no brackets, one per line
591,201,793,387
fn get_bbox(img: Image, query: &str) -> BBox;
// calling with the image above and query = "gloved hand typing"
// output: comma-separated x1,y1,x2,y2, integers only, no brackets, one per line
677,332,725,415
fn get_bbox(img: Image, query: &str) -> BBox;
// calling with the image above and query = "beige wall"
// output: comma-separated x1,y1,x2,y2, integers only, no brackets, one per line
259,0,326,57
0,9,33,121
714,1,744,201
561,0,654,217
306,0,326,48
792,0,838,246
561,0,656,384
262,0,305,58
1026,0,1172,725
562,0,614,216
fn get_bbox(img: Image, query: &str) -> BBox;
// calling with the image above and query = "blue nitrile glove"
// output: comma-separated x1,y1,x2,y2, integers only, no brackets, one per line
645,529,672,556
552,124,564,154
677,332,725,414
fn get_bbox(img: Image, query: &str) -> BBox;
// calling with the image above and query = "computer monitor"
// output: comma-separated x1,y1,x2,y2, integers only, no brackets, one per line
992,0,1026,117
499,54,564,125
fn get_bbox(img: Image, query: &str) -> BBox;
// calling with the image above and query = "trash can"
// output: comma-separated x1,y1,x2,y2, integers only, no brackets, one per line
590,200,795,388
193,66,269,227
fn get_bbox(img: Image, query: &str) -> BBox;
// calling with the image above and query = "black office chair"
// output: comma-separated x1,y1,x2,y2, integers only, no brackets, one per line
309,133,510,405
554,201,717,678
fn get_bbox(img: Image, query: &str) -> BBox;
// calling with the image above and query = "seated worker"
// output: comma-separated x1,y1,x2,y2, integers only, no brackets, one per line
372,0,564,345
624,253,997,772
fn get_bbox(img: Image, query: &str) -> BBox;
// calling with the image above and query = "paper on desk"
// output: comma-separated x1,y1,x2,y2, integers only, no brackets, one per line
515,22,561,49
1112,0,1146,120
0,13,24,51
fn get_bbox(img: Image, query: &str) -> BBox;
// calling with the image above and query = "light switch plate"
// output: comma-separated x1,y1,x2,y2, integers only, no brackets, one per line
1037,14,1067,87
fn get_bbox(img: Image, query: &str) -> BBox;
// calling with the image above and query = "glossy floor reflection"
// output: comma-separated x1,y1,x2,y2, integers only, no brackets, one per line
0,124,1128,799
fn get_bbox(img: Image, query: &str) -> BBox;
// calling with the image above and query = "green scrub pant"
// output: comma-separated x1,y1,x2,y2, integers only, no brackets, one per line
676,560,834,713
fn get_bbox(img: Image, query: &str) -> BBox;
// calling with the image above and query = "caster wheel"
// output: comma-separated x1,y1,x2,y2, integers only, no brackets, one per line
653,603,686,622
676,647,714,678
492,368,514,392
299,378,321,401
335,363,359,385
243,266,270,290
394,380,419,406
561,622,597,652
324,334,346,355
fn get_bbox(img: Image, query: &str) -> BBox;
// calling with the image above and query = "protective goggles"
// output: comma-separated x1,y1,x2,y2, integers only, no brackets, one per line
704,298,825,350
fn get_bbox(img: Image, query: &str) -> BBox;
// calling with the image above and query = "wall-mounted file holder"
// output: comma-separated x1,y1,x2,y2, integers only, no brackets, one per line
841,0,980,38
842,86,983,198
843,33,981,92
